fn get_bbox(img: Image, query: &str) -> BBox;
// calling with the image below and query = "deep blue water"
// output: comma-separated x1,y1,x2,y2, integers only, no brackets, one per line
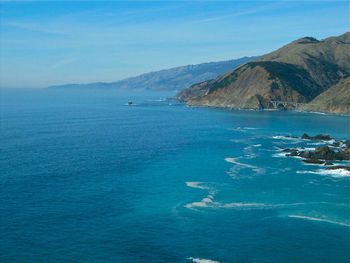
1,88,350,263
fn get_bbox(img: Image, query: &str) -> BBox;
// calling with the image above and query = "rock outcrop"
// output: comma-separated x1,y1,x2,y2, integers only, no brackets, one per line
301,133,332,141
282,134,350,166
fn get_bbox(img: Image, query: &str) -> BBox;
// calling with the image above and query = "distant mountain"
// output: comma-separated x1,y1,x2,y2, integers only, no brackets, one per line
49,57,254,91
177,32,350,113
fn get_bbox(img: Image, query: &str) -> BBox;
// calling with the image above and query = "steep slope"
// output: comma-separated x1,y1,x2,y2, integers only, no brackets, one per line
302,77,350,114
178,32,350,110
49,57,254,91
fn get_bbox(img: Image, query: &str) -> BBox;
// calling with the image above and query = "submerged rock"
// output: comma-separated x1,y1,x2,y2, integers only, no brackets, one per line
324,161,334,166
344,140,350,147
302,158,325,164
332,141,341,147
301,133,332,141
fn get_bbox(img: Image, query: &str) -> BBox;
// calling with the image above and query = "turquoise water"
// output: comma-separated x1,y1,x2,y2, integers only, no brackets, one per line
1,89,349,262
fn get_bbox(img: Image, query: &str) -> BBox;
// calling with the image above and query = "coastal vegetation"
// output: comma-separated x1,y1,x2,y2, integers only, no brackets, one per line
178,32,350,114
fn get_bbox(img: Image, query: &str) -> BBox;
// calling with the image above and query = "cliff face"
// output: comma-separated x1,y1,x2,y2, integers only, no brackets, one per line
178,32,350,112
302,77,350,114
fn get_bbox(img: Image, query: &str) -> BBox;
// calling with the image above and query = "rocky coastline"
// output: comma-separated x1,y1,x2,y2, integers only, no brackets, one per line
280,133,350,171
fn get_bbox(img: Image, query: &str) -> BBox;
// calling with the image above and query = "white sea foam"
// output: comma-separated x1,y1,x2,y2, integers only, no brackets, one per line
222,202,308,209
191,201,326,210
185,186,334,210
272,141,301,146
187,257,220,263
244,154,257,159
307,141,326,146
301,162,325,167
222,202,270,209
225,157,265,175
271,135,303,145
185,194,216,209
272,152,287,158
227,170,255,179
229,127,246,132
229,127,260,133
186,182,210,190
307,111,327,115
243,144,261,151
273,146,283,150
243,127,260,130
229,139,248,144
272,135,300,141
185,182,217,209
291,156,303,159
147,98,166,102
243,146,252,152
296,147,316,151
243,145,258,159
297,168,350,178
225,157,238,164
224,157,257,169
287,215,350,227
272,149,305,159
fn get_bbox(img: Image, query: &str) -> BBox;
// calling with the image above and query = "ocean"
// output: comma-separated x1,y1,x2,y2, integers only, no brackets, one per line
1,88,349,263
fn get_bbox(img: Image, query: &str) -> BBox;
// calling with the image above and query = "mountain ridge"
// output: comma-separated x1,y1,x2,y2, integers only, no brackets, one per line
177,32,350,113
49,56,255,91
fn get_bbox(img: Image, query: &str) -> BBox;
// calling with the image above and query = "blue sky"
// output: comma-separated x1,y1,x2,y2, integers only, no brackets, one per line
0,0,348,88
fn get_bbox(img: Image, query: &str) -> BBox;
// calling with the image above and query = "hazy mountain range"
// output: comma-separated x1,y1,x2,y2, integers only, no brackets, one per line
49,57,254,91
178,32,350,114
51,32,349,114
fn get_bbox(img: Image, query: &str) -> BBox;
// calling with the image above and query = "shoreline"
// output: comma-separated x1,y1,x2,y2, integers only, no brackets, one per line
177,101,350,117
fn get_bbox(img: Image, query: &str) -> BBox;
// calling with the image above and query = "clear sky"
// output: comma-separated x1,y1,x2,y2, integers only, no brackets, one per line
0,0,349,88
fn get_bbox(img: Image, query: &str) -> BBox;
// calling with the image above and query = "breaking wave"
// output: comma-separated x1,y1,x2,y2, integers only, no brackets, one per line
272,135,301,141
297,168,350,178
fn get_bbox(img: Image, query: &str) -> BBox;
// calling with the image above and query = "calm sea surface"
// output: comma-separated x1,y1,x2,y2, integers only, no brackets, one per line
1,88,349,262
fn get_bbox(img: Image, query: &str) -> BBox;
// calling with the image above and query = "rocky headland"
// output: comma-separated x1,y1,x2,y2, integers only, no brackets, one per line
280,133,350,171
177,32,350,114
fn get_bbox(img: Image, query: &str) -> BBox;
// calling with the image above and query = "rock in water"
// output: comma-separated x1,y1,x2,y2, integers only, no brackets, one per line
301,133,332,140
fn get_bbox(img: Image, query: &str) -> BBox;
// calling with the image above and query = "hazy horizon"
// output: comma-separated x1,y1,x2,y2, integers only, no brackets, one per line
0,0,348,88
